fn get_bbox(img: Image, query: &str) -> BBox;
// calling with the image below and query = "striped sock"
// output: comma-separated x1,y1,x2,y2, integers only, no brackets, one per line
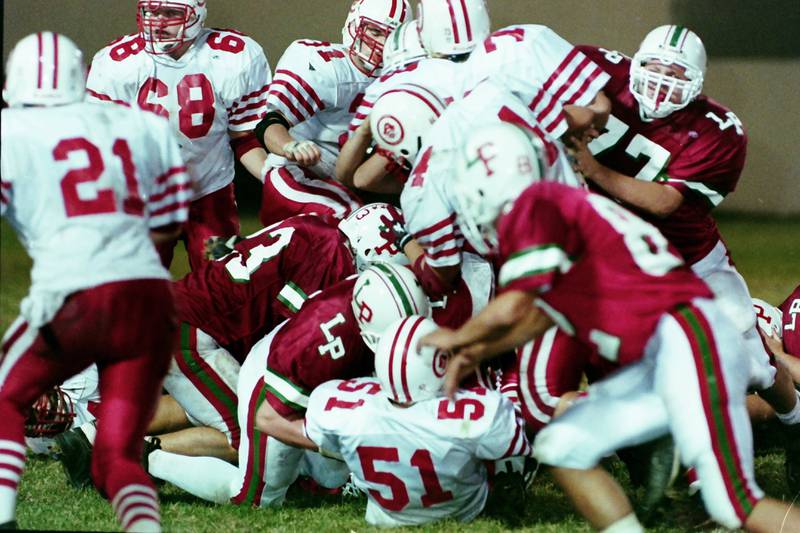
111,484,160,533
775,390,800,425
0,440,25,524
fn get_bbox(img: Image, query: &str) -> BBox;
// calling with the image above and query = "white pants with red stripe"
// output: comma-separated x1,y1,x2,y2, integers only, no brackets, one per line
533,298,763,529
259,164,362,227
164,326,241,448
692,240,775,390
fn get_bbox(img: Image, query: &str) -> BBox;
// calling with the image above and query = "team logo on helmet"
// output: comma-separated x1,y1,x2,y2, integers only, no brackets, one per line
377,115,405,146
432,349,449,378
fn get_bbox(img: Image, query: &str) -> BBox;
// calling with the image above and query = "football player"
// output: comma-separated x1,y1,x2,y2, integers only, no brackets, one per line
421,125,800,532
370,79,583,298
255,0,409,226
0,33,190,532
301,315,531,527
144,264,429,507
335,19,466,195
87,0,271,269
570,25,800,455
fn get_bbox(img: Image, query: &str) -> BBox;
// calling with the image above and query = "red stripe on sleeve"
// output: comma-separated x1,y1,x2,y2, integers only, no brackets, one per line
150,200,190,217
267,90,306,123
86,89,130,107
269,79,316,115
275,69,325,110
542,48,580,94
154,166,188,186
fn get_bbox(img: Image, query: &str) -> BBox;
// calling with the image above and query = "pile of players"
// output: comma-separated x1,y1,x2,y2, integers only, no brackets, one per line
1,0,798,532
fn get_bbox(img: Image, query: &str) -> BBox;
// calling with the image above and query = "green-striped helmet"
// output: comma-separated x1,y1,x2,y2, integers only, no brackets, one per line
351,262,430,352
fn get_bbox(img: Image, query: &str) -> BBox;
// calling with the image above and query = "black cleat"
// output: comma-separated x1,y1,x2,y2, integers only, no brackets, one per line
141,436,162,474
0,520,18,530
638,435,680,518
54,428,93,490
784,423,800,494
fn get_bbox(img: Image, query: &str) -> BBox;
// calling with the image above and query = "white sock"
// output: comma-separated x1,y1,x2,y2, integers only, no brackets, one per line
147,449,238,504
0,486,16,524
600,513,645,533
775,390,800,425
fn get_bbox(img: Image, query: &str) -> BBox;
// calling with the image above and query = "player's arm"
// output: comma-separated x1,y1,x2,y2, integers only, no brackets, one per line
421,290,554,395
229,129,267,181
149,223,183,247
254,399,318,451
763,331,800,384
570,136,683,218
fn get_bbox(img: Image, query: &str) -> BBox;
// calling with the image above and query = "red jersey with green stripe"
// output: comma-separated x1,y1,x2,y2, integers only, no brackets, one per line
577,45,747,264
497,182,711,365
173,214,355,359
779,285,800,357
263,277,373,416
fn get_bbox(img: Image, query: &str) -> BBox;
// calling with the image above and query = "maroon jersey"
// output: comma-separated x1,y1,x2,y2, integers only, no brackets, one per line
577,45,747,264
779,285,800,357
263,277,373,416
496,182,712,365
174,214,356,358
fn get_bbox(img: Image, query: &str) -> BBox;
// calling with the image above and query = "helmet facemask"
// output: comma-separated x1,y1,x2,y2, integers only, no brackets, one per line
630,57,703,120
349,18,393,76
137,1,204,55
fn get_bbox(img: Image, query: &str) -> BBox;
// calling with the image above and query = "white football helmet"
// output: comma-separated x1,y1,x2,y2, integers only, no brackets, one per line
752,298,783,338
370,83,448,164
342,0,411,76
453,123,545,255
375,315,448,403
417,0,490,58
382,20,427,71
338,203,411,272
630,25,706,120
137,0,208,55
351,263,430,352
3,32,86,108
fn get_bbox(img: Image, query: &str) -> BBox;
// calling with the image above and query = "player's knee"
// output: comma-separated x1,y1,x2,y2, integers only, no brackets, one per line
533,423,600,469
697,488,745,530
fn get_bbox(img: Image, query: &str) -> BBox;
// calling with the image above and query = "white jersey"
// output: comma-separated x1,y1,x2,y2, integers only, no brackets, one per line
87,29,271,199
305,378,530,527
264,39,374,177
463,24,610,138
401,79,582,268
346,57,465,139
1,103,190,326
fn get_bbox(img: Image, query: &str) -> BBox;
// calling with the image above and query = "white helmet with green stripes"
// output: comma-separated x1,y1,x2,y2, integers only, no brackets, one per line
351,262,430,352
630,25,706,120
338,203,410,272
382,20,427,71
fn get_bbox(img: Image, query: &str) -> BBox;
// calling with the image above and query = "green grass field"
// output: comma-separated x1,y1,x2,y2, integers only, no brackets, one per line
1,213,798,532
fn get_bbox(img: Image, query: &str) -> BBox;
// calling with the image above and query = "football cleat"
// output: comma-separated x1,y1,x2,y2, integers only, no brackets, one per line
637,435,681,518
54,427,94,490
784,423,800,494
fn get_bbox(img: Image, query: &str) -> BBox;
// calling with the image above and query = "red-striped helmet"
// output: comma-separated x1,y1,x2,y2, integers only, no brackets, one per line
25,386,76,438
417,0,490,57
752,298,783,339
338,203,410,272
370,83,448,164
3,32,85,107
137,0,208,55
351,263,430,352
630,25,706,120
342,0,411,75
374,315,448,403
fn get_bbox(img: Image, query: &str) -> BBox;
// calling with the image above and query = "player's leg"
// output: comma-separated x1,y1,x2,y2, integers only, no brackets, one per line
533,360,670,530
659,300,800,530
163,324,240,449
260,165,362,227
183,183,240,271
517,327,591,432
86,280,176,533
0,317,94,526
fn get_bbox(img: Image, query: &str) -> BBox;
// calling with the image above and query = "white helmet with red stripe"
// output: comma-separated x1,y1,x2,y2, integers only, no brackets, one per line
342,0,411,76
375,315,448,403
3,32,86,108
338,203,411,272
352,263,430,352
137,0,208,55
417,0,490,57
383,20,427,71
453,122,545,255
630,25,706,120
370,83,448,164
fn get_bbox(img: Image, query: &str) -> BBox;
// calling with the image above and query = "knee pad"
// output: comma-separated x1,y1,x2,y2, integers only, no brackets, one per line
533,423,601,469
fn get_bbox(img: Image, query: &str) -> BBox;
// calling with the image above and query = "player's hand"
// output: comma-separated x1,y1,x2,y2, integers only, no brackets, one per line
385,217,412,251
355,114,372,138
759,328,786,358
282,140,322,167
567,137,602,181
442,350,482,399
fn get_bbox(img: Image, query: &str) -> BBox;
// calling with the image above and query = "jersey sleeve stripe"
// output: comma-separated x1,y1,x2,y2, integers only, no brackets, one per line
668,179,726,207
426,246,460,260
149,200,190,217
412,213,457,239
227,84,270,113
274,69,325,110
154,166,189,186
564,65,609,106
541,48,580,94
86,89,130,107
148,182,192,204
499,244,571,288
502,421,522,458
264,367,311,409
269,79,317,116
228,98,268,117
266,90,306,123
229,113,264,127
